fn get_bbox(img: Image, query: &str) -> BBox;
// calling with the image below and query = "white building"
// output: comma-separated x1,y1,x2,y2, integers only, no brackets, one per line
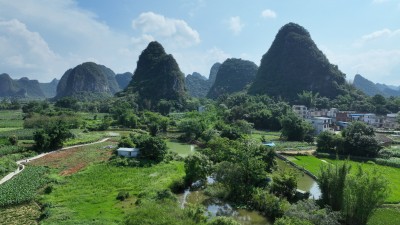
117,148,140,158
363,113,380,127
327,108,338,121
309,117,332,134
292,105,310,119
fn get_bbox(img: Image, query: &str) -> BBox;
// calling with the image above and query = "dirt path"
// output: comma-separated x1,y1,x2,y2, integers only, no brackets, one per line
276,149,316,155
0,138,109,185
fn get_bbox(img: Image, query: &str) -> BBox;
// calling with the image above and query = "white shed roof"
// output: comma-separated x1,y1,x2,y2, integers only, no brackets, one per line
117,148,139,152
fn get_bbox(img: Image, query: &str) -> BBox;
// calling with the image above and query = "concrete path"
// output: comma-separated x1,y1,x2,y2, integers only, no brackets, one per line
0,138,110,185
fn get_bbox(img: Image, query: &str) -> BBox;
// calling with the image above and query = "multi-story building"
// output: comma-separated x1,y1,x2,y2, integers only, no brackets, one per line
308,117,333,134
292,105,310,119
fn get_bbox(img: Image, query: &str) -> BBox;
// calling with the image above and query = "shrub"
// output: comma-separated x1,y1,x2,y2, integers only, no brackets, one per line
250,188,289,220
169,178,186,193
155,189,176,201
8,135,18,146
207,216,240,225
116,191,130,201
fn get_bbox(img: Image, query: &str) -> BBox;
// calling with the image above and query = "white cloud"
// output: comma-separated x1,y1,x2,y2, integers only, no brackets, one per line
228,16,244,35
132,12,200,48
354,28,400,47
0,0,137,81
0,19,63,78
261,9,277,19
324,48,400,84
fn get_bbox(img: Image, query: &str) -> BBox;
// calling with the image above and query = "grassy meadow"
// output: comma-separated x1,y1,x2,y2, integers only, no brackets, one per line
40,161,185,225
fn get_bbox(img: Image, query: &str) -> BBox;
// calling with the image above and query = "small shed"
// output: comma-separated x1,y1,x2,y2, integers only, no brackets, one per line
262,142,276,147
117,148,140,158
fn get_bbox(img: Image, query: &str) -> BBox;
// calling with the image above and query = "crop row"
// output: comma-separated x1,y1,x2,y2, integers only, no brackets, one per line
0,166,48,207
0,145,26,157
0,129,35,140
0,110,23,120
0,120,23,128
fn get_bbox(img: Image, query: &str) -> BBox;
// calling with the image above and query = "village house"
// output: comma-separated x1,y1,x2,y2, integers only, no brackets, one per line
117,148,140,158
384,113,399,129
363,113,383,127
336,111,356,122
292,105,310,119
307,117,333,135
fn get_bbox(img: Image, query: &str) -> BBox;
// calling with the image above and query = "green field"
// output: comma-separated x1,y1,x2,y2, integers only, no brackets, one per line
287,155,325,175
167,140,193,157
0,166,48,207
64,130,107,146
289,155,400,203
41,161,185,224
0,110,23,128
250,130,281,142
368,207,400,225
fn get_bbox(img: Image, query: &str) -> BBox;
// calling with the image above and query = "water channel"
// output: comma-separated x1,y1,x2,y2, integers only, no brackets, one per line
179,156,321,224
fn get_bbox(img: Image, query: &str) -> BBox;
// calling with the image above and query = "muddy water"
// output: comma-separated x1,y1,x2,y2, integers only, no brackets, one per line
178,157,320,224
180,189,272,225
276,157,321,199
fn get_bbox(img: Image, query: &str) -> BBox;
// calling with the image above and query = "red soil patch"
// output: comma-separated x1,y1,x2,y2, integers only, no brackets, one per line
28,141,116,176
29,147,80,168
60,163,86,176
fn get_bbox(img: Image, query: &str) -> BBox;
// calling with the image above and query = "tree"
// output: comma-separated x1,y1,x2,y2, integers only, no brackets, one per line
136,135,167,162
213,141,270,201
280,113,314,141
298,90,319,109
184,152,212,185
316,131,343,153
317,161,351,211
271,170,298,200
178,118,207,141
276,200,340,225
33,120,73,152
342,121,381,157
342,166,389,225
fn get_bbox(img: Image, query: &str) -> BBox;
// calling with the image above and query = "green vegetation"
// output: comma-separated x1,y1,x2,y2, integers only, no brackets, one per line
55,62,120,99
0,166,48,207
288,155,324,175
33,120,73,152
368,207,400,225
280,112,314,142
184,152,212,185
123,41,187,111
291,155,400,203
41,162,185,224
248,22,346,101
317,161,389,225
0,202,41,225
207,58,258,99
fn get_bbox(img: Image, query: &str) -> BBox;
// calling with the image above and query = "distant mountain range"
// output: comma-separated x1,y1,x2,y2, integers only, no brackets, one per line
353,74,400,97
185,63,221,98
5,23,394,103
1,66,132,99
0,73,48,98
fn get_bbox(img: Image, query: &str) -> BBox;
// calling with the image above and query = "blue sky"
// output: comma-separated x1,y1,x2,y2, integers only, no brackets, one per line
0,0,399,85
